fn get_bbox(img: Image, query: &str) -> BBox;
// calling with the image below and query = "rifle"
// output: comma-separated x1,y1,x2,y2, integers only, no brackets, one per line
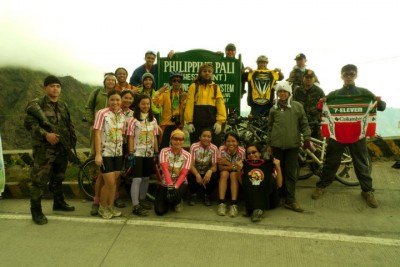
25,100,80,164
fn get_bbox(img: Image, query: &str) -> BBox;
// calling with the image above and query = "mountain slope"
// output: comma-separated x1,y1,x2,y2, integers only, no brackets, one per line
0,66,96,149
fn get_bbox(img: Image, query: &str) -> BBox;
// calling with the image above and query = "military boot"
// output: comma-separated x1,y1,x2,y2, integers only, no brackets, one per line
30,199,48,225
53,194,75,211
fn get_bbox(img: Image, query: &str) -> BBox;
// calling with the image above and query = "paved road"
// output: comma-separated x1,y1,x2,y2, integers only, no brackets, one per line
1,161,399,267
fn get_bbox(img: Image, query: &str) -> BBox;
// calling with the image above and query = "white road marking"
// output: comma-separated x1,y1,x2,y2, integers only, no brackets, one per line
2,213,400,247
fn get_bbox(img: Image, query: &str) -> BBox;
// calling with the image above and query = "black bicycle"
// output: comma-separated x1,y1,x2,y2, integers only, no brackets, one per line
78,157,161,200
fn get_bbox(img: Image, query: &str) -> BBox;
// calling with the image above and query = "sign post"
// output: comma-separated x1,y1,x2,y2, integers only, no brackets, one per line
157,49,242,114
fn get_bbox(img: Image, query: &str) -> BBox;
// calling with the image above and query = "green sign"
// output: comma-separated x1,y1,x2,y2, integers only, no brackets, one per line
157,49,242,113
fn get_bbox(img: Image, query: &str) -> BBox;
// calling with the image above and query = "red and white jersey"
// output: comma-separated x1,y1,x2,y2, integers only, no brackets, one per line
159,147,191,186
190,141,219,174
93,108,126,157
219,145,245,163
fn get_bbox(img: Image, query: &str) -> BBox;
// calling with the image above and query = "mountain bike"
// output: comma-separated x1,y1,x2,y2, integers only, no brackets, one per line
78,156,161,200
298,136,360,186
225,111,269,146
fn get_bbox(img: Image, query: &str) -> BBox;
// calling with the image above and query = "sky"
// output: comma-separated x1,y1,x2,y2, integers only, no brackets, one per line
1,0,399,110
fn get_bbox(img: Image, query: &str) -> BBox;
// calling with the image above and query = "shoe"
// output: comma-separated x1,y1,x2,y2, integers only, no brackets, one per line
228,204,238,217
311,187,326,200
204,194,212,206
284,201,304,212
90,204,99,216
114,198,126,208
139,199,152,210
174,199,183,213
251,209,263,222
30,199,48,225
53,196,75,211
132,204,148,216
217,203,227,216
361,191,378,208
98,205,113,219
188,194,196,206
108,206,122,217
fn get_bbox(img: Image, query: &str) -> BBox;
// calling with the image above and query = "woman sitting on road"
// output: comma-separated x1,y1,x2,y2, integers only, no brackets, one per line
187,128,219,206
155,129,191,216
237,143,282,222
217,132,245,217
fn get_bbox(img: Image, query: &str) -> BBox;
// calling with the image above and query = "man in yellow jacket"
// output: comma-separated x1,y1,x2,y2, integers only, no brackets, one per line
184,63,227,146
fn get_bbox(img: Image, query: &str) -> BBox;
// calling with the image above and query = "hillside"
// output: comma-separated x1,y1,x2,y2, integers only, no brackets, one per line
0,67,96,149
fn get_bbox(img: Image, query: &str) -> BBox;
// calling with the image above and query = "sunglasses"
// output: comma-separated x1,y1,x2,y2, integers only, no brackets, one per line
247,150,258,155
172,79,182,83
171,137,184,141
342,72,356,77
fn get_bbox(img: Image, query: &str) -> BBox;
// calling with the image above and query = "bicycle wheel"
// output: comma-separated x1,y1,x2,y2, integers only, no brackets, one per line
335,148,360,186
78,158,99,200
298,160,315,180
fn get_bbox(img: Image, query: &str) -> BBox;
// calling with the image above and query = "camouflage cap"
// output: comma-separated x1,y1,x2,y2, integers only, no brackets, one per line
294,53,306,60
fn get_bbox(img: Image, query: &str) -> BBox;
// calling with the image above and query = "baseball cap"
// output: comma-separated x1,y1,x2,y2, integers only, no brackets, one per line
294,53,306,60
341,64,358,74
225,43,236,51
304,69,315,77
256,55,269,63
145,50,156,57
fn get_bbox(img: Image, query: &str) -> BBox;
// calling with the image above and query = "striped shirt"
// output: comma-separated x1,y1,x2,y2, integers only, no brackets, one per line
159,147,191,186
218,145,245,163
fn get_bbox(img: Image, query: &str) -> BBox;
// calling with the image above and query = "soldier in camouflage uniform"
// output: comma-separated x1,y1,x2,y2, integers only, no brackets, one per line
24,75,77,225
287,53,320,95
293,69,325,139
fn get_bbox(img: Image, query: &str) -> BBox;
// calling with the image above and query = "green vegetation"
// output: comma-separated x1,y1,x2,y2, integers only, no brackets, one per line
0,66,97,149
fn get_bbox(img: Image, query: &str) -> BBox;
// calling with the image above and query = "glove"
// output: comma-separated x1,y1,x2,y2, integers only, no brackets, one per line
187,124,195,133
213,123,222,135
128,153,135,167
166,186,180,203
303,140,311,150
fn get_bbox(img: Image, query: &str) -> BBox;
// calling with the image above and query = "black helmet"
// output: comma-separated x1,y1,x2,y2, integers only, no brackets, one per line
169,72,183,80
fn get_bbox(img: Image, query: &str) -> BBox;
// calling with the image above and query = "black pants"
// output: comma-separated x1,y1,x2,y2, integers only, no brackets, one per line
272,147,299,203
317,138,373,191
187,172,218,196
154,184,188,216
242,174,280,213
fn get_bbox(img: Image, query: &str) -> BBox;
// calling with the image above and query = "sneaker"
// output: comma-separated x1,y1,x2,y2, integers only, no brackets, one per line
311,187,326,200
188,194,196,206
361,191,378,208
251,209,263,222
90,203,99,216
217,203,227,216
108,206,122,217
204,194,212,206
132,204,148,216
228,204,238,217
98,205,112,219
139,199,152,210
174,199,183,213
114,198,126,208
284,201,304,213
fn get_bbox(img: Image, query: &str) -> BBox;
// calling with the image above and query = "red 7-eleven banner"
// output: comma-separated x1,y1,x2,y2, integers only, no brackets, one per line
321,95,377,144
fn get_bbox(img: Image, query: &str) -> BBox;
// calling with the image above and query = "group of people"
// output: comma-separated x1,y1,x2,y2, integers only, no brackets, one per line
24,44,386,225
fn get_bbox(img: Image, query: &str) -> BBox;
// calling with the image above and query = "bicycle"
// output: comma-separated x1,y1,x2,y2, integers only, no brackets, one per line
298,136,360,186
225,111,269,146
78,157,161,200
